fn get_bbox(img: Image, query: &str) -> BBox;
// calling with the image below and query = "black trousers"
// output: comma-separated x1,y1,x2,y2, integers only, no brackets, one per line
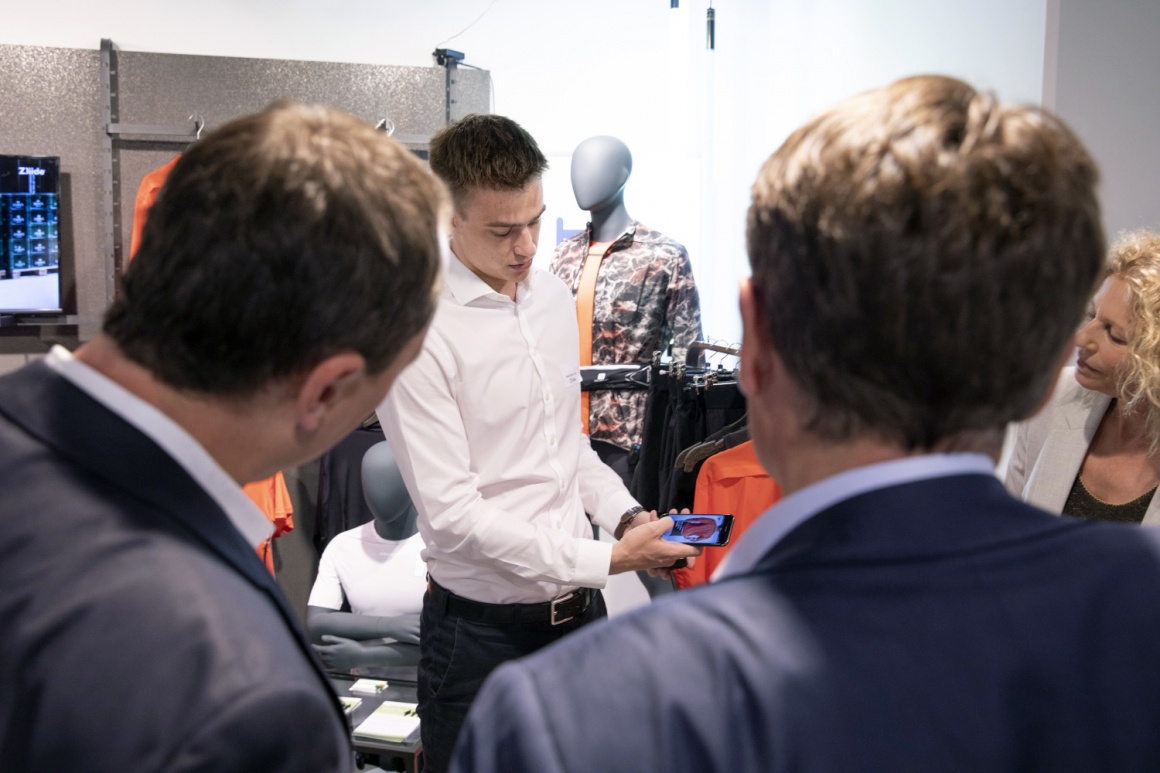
417,583,607,773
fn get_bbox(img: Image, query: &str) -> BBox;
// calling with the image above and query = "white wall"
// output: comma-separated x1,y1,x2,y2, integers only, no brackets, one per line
1046,0,1160,241
0,0,1047,344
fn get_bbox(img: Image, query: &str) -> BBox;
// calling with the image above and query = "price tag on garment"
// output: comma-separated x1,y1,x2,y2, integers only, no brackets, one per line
561,363,582,389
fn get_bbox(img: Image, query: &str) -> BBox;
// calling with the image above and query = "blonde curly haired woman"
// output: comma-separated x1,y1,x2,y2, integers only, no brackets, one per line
1007,229,1160,523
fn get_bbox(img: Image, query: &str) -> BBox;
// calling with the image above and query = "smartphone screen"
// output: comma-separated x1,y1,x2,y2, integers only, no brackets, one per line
662,514,734,547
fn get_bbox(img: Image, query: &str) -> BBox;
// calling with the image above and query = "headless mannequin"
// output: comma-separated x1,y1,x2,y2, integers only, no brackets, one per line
571,136,633,245
307,440,422,671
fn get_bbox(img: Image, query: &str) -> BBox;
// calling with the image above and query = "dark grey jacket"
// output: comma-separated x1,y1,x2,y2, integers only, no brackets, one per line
455,474,1160,773
0,361,349,771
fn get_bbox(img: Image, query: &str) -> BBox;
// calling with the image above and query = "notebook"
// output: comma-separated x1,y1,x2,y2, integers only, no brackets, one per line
353,701,421,745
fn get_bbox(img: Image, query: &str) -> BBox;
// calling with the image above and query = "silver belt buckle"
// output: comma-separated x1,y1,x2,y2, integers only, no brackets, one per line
550,591,578,626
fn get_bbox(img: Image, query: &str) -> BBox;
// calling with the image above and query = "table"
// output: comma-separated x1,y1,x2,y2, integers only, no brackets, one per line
330,675,422,773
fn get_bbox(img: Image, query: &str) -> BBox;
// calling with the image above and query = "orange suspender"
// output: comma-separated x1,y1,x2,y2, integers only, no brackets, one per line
574,243,609,435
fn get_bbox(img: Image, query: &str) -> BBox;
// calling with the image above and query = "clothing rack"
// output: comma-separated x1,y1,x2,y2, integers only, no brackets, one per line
658,359,738,390
630,352,747,513
580,364,650,392
685,340,740,366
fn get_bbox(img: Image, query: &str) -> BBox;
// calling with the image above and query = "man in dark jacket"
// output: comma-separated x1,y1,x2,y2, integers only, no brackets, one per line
0,101,445,772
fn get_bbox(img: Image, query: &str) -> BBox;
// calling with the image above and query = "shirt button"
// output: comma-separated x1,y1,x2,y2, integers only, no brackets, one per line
543,391,550,401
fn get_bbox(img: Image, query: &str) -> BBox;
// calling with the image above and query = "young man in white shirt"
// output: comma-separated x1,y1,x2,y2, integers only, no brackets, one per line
0,103,446,772
377,114,698,773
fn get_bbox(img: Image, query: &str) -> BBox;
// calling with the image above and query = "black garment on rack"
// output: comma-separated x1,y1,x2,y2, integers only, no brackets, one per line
629,363,671,511
656,378,702,511
660,381,747,512
629,364,746,513
312,420,384,554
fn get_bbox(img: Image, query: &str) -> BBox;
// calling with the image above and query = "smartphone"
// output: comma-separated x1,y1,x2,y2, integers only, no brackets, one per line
662,514,734,547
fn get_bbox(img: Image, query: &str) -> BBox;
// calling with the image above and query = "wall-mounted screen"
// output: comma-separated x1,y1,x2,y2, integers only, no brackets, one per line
0,155,62,314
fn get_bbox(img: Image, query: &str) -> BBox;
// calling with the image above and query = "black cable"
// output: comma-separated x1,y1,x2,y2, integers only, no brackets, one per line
436,0,501,48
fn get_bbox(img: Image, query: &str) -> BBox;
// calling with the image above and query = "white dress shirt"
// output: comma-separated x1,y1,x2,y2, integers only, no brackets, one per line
44,345,272,547
713,453,996,581
377,256,639,604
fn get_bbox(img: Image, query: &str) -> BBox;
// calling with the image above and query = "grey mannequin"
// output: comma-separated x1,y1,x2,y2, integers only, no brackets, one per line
572,135,634,243
307,440,421,671
571,135,676,599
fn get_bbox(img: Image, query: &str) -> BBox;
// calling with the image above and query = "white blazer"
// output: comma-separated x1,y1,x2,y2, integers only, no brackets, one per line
1005,367,1160,524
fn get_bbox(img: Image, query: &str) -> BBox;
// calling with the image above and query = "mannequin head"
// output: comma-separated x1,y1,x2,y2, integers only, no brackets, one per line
571,136,633,243
571,136,632,213
361,441,418,541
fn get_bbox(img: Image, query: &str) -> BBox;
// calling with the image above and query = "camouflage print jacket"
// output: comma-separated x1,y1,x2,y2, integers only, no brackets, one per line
550,221,702,451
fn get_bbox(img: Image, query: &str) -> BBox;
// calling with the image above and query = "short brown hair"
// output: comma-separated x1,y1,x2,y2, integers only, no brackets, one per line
428,113,548,212
1109,229,1160,450
105,101,447,395
748,75,1104,449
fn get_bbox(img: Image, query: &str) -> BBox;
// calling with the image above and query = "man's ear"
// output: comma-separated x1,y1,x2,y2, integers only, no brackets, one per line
739,277,773,400
294,352,367,433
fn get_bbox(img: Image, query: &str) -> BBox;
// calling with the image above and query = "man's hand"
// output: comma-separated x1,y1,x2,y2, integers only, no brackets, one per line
610,515,700,579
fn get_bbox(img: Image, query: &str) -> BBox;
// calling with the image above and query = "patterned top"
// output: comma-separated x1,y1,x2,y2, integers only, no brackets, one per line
551,221,702,451
1063,475,1155,524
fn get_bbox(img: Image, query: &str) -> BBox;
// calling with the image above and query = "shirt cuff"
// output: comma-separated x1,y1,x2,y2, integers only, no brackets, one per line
571,535,614,589
592,491,643,535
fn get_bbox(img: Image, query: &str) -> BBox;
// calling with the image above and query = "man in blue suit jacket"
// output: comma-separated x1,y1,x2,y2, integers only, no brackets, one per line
0,103,446,771
452,75,1160,771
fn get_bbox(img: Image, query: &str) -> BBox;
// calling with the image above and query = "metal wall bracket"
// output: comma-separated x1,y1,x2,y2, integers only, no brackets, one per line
99,38,120,309
107,117,204,141
99,41,206,308
434,48,465,125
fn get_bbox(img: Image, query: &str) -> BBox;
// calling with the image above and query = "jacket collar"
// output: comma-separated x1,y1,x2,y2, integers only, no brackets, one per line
1028,379,1110,513
754,473,1061,572
0,361,347,724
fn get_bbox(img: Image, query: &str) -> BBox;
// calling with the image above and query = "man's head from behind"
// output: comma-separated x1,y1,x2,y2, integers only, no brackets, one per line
743,75,1104,454
105,101,445,398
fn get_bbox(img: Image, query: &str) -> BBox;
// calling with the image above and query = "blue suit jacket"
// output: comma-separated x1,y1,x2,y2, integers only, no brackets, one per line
0,362,349,771
453,473,1160,772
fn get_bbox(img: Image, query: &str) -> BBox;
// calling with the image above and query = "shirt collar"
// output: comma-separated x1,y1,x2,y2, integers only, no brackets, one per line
712,452,996,582
44,345,273,547
443,248,535,306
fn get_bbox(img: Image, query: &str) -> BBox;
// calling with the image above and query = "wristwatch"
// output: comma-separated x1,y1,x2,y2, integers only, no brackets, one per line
614,505,646,540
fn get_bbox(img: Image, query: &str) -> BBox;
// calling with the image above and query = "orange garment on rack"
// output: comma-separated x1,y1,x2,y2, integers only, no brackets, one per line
673,440,780,590
129,156,295,574
128,155,181,261
574,242,610,435
246,472,295,576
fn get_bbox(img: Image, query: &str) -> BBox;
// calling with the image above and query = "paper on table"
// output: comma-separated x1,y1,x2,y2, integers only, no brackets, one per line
353,700,421,745
350,678,389,696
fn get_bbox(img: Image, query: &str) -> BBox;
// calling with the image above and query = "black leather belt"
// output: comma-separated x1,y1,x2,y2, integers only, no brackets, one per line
428,579,593,627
